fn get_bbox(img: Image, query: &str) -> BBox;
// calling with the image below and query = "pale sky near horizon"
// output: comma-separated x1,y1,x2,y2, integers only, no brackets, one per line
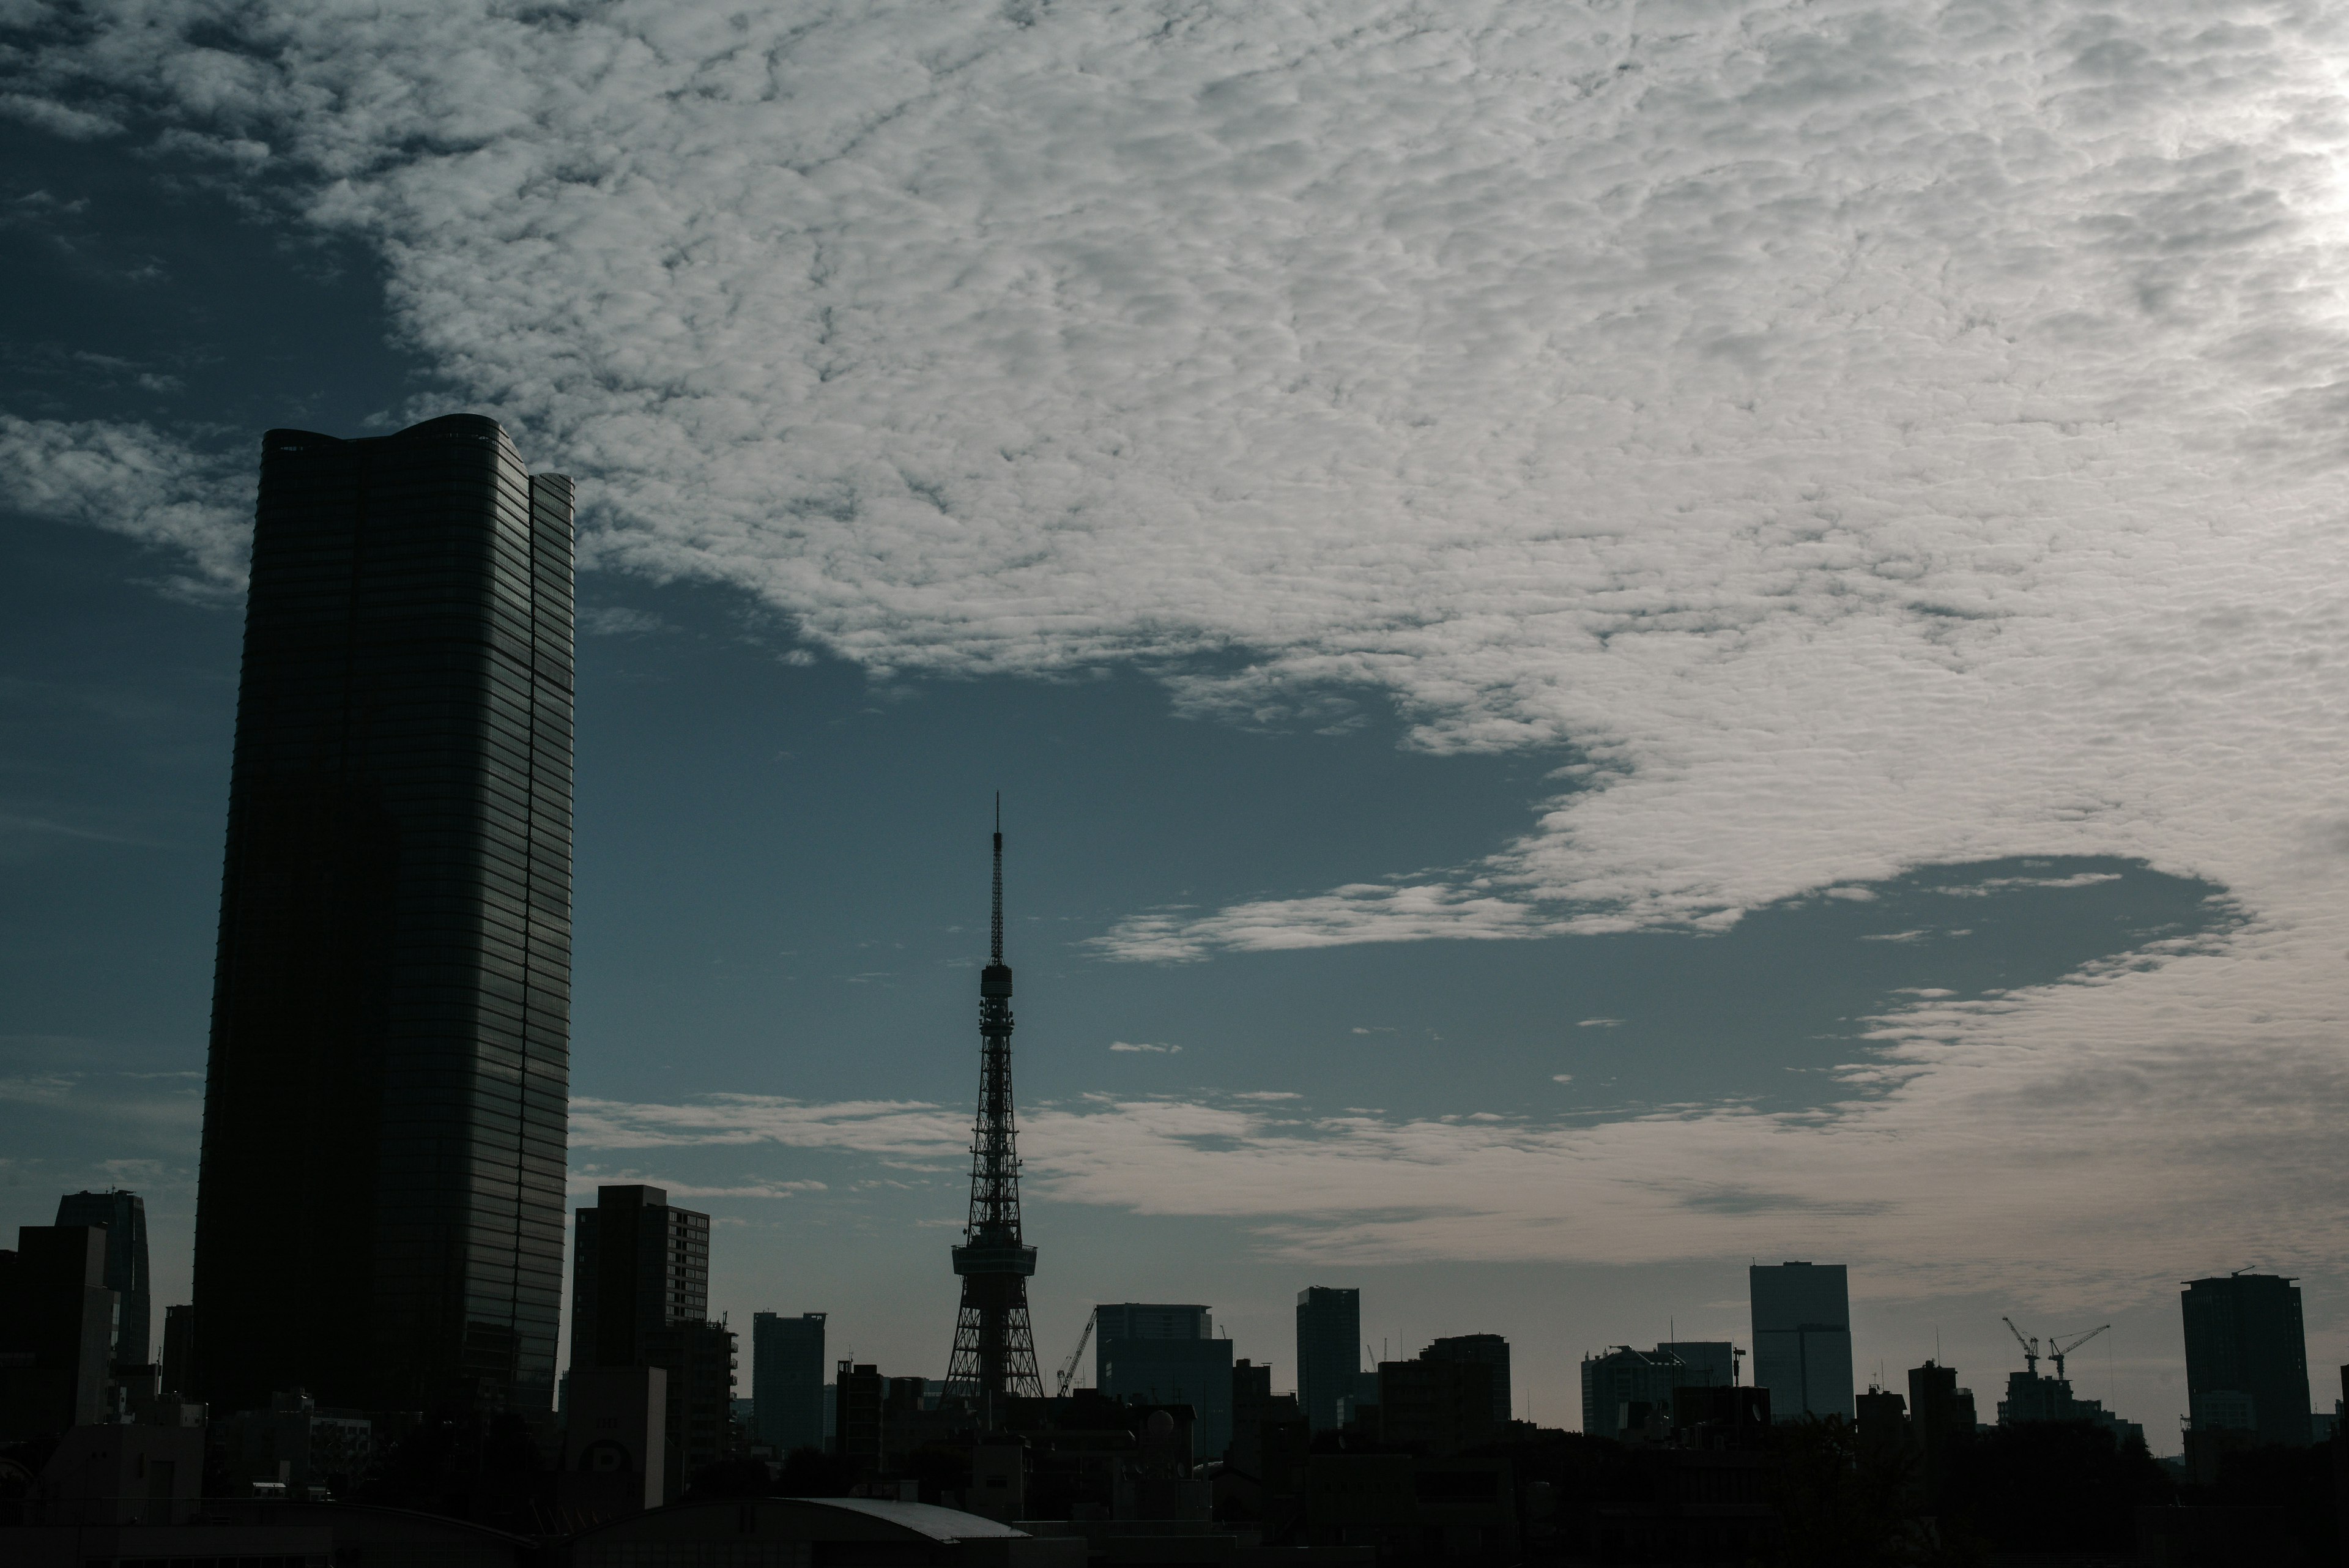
6,0,2349,1446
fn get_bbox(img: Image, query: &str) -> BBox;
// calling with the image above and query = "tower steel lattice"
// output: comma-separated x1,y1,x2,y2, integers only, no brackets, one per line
944,798,1042,1424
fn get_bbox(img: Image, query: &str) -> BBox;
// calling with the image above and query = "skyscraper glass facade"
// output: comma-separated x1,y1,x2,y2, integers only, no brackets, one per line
1295,1285,1361,1432
2181,1272,2312,1447
1750,1261,1854,1422
192,415,573,1414
53,1189,149,1370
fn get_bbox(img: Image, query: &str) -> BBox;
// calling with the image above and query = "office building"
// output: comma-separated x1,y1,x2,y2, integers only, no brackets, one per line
1907,1360,1976,1499
1996,1366,2143,1447
1658,1340,1737,1391
571,1186,729,1495
1749,1261,1854,1422
158,1304,195,1400
642,1318,738,1494
2181,1272,2312,1447
1422,1334,1512,1424
54,1190,149,1372
191,415,574,1415
0,1226,115,1440
836,1362,886,1471
752,1311,828,1453
1095,1303,1234,1459
1296,1287,1362,1432
1379,1356,1497,1455
1581,1346,1701,1443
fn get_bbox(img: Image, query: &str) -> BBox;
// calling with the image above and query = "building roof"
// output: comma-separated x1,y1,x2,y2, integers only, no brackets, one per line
568,1496,1030,1548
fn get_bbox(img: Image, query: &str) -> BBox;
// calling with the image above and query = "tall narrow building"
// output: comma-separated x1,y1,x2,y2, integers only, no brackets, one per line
1295,1286,1361,1432
570,1185,733,1498
943,804,1043,1424
54,1190,149,1371
752,1311,829,1453
1750,1261,1854,1422
191,415,573,1415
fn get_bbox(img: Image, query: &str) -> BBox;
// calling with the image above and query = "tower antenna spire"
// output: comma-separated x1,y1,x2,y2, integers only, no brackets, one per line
946,795,1042,1425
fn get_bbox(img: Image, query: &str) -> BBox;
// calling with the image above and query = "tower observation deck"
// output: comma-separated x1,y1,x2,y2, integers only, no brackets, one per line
944,800,1043,1424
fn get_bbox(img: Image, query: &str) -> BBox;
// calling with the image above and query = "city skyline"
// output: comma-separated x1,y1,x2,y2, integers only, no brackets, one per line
7,0,2349,1448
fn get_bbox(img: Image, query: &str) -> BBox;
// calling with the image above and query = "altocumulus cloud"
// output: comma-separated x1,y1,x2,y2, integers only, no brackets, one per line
12,0,2349,1291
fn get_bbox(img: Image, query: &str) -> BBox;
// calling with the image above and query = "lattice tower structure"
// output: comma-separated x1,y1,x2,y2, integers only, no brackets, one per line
944,806,1043,1425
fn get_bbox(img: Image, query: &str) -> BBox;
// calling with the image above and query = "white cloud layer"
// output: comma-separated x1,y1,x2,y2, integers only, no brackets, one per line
0,415,251,597
12,0,2349,1280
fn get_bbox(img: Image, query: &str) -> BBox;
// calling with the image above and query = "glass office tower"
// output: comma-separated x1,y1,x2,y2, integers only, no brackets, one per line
1750,1260,1854,1422
53,1190,149,1370
192,415,573,1416
1295,1286,1362,1432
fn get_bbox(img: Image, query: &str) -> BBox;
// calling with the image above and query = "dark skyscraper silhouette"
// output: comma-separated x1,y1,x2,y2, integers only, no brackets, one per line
192,415,573,1415
1295,1285,1362,1432
944,803,1043,1423
2181,1271,2312,1447
54,1190,149,1371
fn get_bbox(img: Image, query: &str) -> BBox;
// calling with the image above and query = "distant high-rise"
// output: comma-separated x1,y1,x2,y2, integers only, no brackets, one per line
1580,1345,1693,1442
1095,1303,1234,1460
571,1186,710,1370
0,1227,115,1439
752,1311,828,1453
192,415,573,1415
1422,1334,1512,1425
54,1190,149,1370
2181,1272,2312,1447
1658,1341,1737,1392
1295,1286,1362,1432
571,1186,729,1495
1750,1261,1854,1422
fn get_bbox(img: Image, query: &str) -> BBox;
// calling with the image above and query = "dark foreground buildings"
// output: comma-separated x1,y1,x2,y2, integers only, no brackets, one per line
2181,1271,2312,1448
191,415,574,1416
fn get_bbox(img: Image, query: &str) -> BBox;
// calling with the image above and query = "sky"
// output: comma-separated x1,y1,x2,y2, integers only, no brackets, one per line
4,0,2349,1447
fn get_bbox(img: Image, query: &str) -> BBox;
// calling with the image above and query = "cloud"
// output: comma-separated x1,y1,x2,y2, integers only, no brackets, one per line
1108,1041,1179,1053
577,606,671,637
1574,1019,1622,1030
1551,1074,1574,1084
18,0,2349,1295
0,415,251,598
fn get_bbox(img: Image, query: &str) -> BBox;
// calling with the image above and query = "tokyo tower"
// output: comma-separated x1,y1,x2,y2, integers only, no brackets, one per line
943,798,1043,1424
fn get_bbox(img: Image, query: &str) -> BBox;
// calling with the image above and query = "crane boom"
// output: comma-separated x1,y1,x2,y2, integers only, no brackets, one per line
2001,1315,2039,1377
2049,1324,2110,1380
1055,1308,1096,1398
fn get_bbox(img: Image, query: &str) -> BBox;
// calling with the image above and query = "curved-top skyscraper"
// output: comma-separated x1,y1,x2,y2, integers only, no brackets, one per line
943,802,1044,1424
192,415,573,1415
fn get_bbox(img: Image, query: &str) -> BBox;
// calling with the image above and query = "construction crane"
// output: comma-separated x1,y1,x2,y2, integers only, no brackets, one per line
2049,1325,2110,1381
1054,1309,1097,1398
2002,1316,2040,1377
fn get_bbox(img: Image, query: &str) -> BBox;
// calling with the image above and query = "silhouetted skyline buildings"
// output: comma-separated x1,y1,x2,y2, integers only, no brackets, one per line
1294,1285,1360,1432
2182,1271,2313,1448
191,415,574,1414
54,1190,147,1373
1750,1260,1854,1422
